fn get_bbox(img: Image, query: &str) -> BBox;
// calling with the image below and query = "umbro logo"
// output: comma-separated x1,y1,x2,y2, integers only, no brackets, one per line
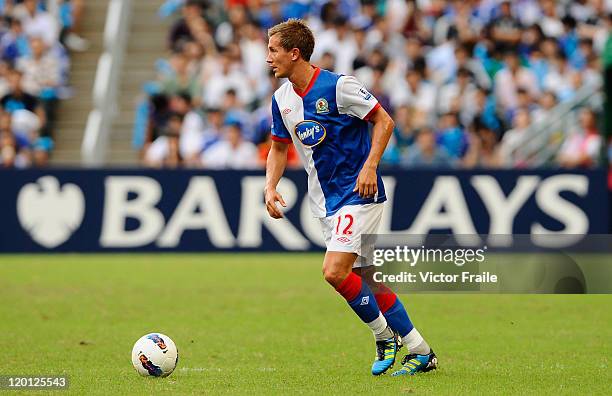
282,108,291,115
336,236,350,243
360,296,369,305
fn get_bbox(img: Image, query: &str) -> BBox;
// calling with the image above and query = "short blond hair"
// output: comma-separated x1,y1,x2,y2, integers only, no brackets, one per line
268,19,315,62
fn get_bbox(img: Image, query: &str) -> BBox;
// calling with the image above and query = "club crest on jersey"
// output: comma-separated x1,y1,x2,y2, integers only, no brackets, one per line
315,98,329,114
294,120,326,147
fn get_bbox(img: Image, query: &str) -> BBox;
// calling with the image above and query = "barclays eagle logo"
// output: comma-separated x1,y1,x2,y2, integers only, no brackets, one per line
17,176,85,248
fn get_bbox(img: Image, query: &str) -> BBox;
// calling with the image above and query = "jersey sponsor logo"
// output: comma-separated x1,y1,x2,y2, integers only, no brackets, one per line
282,108,292,115
358,87,372,100
315,98,329,114
294,120,326,147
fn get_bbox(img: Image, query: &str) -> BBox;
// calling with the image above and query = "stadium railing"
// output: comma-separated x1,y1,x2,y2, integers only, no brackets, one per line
81,0,131,166
503,79,604,168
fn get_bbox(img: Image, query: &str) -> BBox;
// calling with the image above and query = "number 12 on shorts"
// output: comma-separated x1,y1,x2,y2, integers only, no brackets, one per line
336,214,354,235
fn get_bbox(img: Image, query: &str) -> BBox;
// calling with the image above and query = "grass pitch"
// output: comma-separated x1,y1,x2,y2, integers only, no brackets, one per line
0,254,610,395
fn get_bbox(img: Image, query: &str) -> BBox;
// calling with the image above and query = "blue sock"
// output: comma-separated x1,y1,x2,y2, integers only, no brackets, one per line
383,298,414,338
336,272,382,323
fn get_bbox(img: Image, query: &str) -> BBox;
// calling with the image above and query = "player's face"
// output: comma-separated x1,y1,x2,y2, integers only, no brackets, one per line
267,34,293,78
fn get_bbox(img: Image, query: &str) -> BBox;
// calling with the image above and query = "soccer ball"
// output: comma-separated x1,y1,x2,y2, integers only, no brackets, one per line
131,333,178,377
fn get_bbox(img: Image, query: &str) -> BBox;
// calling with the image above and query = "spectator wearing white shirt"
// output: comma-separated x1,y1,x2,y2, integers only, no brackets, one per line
17,36,61,137
12,0,59,47
512,0,542,27
170,93,206,167
538,0,564,38
17,36,61,97
426,33,456,85
390,65,436,120
385,0,410,33
568,0,597,23
201,120,259,170
200,107,224,151
543,50,578,102
201,48,254,108
333,19,359,75
144,113,183,168
494,50,540,115
384,37,424,85
239,21,269,100
557,108,602,168
214,3,249,48
438,67,478,117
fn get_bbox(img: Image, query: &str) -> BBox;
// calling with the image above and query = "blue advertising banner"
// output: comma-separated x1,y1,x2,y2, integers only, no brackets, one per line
0,169,608,252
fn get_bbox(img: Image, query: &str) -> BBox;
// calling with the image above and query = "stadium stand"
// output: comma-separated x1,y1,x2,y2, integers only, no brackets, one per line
0,0,91,167
106,0,171,165
52,0,172,166
135,0,610,170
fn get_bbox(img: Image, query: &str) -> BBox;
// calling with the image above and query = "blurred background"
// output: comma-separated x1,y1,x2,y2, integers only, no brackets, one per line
0,0,608,170
0,0,610,252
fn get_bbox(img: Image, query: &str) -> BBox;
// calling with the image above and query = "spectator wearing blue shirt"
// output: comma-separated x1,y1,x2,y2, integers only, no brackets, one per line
436,112,469,160
402,127,454,168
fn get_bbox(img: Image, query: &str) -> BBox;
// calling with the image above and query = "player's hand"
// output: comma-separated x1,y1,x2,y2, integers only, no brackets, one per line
354,164,378,198
264,187,287,219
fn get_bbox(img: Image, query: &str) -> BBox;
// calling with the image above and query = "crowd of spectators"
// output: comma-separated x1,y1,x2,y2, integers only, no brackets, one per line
0,0,87,168
137,0,611,170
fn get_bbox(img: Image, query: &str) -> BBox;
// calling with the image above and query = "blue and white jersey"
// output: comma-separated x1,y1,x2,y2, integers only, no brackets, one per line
271,67,386,218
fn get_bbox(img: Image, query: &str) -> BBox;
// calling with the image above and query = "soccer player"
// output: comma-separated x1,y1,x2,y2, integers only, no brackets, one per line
264,19,437,376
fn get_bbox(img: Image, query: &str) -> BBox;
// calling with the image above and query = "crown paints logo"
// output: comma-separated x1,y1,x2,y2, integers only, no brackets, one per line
294,120,326,147
17,176,85,248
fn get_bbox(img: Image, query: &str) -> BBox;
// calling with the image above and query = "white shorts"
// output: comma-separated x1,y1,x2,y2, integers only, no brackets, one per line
319,202,385,268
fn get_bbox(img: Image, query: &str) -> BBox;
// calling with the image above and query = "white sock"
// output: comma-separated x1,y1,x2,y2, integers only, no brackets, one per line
367,313,394,340
401,328,430,355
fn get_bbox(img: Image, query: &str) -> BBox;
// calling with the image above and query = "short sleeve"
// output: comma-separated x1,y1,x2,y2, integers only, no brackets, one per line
271,96,292,144
336,75,381,121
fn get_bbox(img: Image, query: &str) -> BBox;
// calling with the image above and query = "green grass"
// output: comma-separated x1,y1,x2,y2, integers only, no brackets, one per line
0,254,610,395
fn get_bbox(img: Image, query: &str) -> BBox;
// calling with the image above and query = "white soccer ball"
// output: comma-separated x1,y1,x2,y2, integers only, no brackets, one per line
131,333,178,377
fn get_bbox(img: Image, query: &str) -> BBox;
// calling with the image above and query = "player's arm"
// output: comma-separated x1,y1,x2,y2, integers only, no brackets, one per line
265,140,289,219
265,95,292,219
354,106,394,198
338,76,394,198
